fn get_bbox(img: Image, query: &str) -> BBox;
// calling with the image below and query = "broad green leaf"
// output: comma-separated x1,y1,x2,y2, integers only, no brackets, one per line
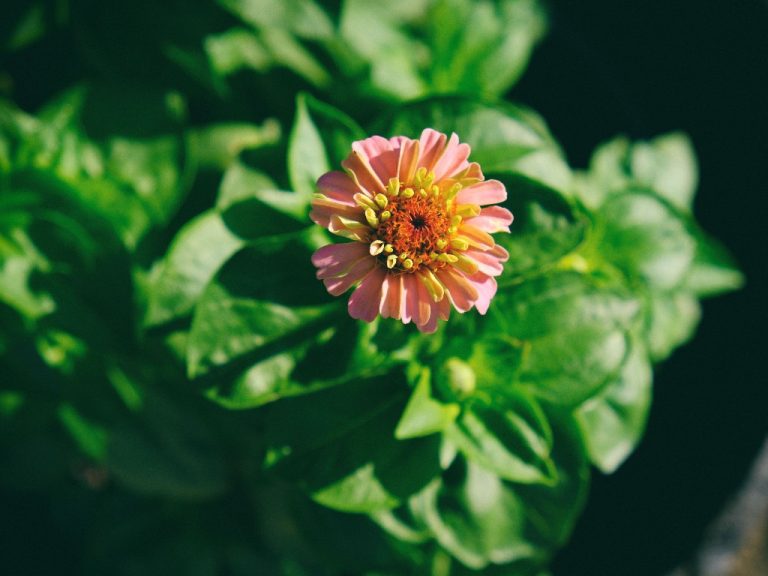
216,161,278,209
144,210,243,326
395,368,460,440
427,0,547,97
577,132,698,212
288,93,365,201
186,232,334,378
265,373,441,513
204,320,363,409
495,175,587,284
491,271,639,405
576,337,652,473
597,190,695,291
384,97,572,194
0,225,55,321
219,0,334,40
631,132,698,211
205,28,272,76
683,225,744,297
643,290,701,362
340,0,430,100
411,462,534,570
447,392,555,484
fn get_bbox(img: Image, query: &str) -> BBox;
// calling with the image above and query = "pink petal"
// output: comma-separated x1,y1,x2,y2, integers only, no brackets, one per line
309,197,362,228
456,179,507,206
465,206,514,233
316,171,359,205
342,150,386,195
399,273,417,324
380,274,403,320
418,129,448,172
412,272,432,328
395,137,420,184
432,133,471,182
469,274,497,315
312,242,369,277
464,247,507,277
324,257,376,296
348,268,387,322
436,268,479,313
354,136,399,184
328,214,369,241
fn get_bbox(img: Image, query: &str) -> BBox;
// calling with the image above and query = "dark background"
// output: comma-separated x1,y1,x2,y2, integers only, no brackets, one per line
513,1,768,574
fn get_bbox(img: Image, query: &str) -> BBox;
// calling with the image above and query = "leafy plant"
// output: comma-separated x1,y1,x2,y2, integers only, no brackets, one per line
0,1,742,575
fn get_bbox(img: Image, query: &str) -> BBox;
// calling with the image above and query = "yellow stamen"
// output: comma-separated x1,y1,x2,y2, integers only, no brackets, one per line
403,258,414,269
450,238,469,251
386,254,397,269
387,177,401,196
369,240,385,256
438,253,459,263
384,244,394,253
446,183,462,200
354,193,377,211
451,215,463,227
374,193,388,208
380,210,391,221
436,239,448,250
419,188,428,198
402,187,415,198
365,208,379,227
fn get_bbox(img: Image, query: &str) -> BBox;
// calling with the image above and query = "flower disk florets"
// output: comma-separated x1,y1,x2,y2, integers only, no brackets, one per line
310,128,513,333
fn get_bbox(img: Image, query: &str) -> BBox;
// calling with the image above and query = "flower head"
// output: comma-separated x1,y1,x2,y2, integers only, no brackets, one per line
310,128,512,333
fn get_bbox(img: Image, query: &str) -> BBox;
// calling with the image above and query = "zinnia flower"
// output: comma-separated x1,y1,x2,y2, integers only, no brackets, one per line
310,128,512,333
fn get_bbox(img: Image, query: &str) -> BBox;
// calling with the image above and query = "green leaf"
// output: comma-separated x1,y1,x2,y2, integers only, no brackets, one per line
144,210,243,327
643,290,701,362
427,0,547,97
577,132,698,212
395,368,460,440
447,392,555,484
597,190,696,291
265,372,441,513
576,337,652,473
384,97,572,194
491,271,639,405
683,225,744,297
630,132,698,211
340,0,430,100
57,402,108,461
186,232,334,378
288,93,365,201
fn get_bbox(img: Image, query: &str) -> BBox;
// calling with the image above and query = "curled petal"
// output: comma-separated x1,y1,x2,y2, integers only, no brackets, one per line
418,129,448,172
316,171,359,205
432,133,471,182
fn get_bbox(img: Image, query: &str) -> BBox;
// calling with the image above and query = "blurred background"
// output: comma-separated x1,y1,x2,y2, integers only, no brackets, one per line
2,1,767,575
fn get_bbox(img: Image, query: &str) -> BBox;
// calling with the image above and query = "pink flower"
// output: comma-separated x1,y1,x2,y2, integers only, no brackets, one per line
310,128,512,333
